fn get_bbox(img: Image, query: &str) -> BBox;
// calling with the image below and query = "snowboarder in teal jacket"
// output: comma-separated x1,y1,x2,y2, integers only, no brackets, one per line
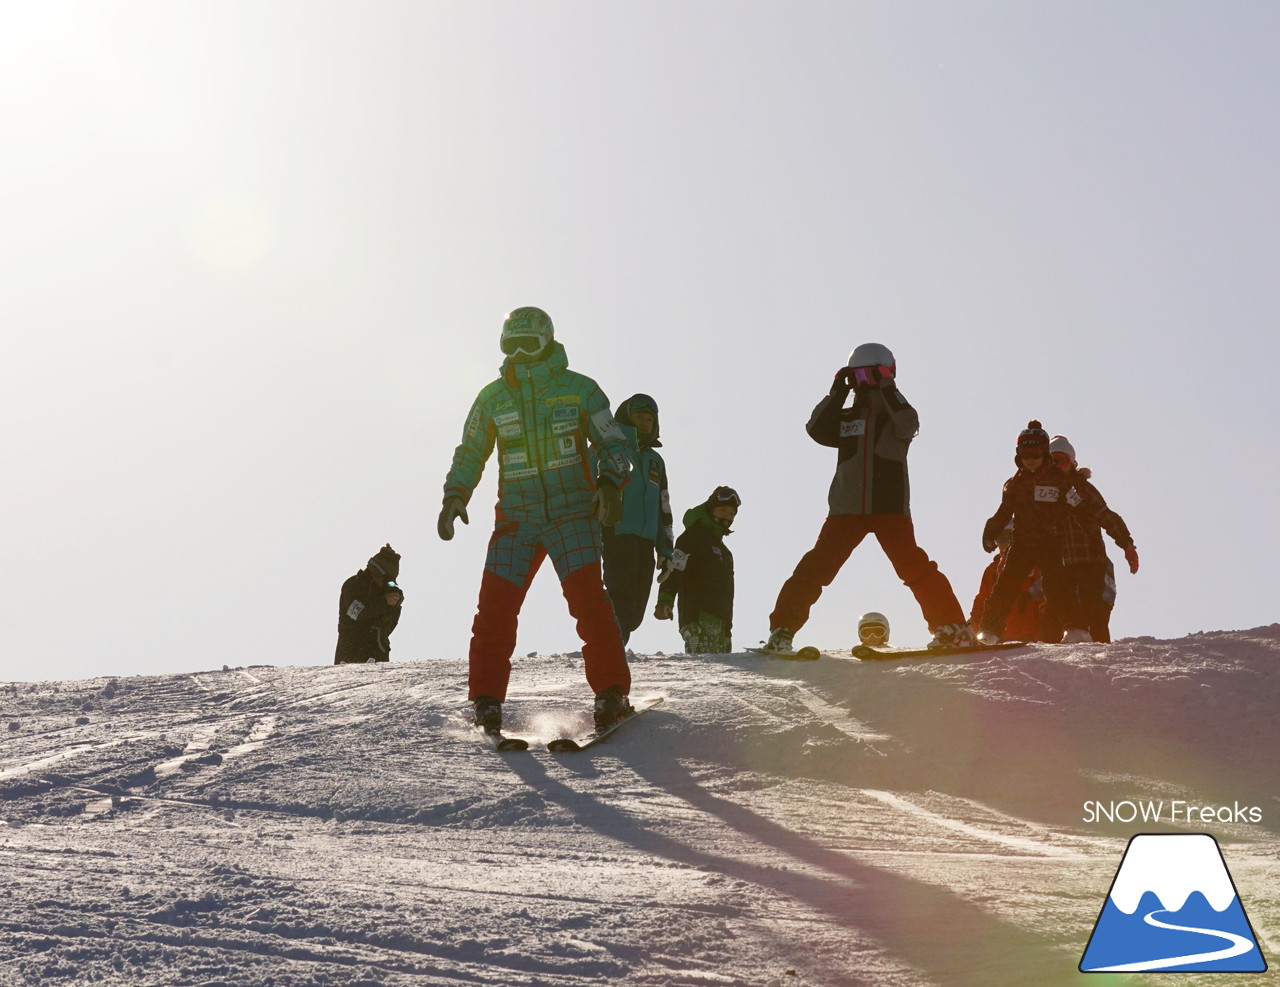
602,393,674,646
437,307,636,733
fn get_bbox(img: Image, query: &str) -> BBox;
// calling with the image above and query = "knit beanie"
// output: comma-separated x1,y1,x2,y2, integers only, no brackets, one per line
1016,420,1050,453
368,544,401,581
1048,434,1076,464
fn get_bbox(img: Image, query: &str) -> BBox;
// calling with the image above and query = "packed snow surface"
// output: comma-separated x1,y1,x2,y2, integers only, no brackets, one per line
2,627,1278,986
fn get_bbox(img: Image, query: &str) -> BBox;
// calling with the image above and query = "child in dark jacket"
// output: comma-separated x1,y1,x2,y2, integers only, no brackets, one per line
335,544,404,664
1048,434,1138,643
979,421,1091,644
653,487,739,653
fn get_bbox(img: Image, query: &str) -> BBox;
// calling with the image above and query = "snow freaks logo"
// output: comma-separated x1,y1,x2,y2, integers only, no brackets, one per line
1079,834,1267,973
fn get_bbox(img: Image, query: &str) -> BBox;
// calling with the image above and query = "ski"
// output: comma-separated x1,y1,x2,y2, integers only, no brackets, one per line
852,641,1029,660
464,716,530,752
547,697,665,753
746,646,822,661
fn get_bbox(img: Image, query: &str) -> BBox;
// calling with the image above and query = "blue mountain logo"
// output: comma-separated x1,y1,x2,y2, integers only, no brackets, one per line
1080,833,1267,973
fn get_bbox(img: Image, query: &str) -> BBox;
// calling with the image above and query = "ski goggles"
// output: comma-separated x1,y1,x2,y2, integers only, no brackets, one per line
501,334,548,357
859,624,888,644
711,487,742,508
850,365,894,388
627,393,659,414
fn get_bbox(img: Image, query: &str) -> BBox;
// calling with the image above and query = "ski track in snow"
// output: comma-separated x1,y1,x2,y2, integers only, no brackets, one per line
1,628,1277,986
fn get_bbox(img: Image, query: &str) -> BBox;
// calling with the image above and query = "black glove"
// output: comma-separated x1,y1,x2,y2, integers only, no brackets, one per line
982,535,998,553
830,367,853,397
590,478,623,526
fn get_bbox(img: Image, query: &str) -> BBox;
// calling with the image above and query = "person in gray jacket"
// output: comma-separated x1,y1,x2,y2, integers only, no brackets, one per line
765,344,973,651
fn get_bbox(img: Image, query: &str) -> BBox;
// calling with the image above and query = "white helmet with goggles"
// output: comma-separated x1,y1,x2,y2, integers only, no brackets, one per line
857,611,890,646
846,343,896,389
500,306,554,360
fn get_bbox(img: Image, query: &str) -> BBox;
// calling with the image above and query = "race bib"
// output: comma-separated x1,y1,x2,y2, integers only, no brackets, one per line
840,419,866,438
591,408,626,443
1034,485,1060,503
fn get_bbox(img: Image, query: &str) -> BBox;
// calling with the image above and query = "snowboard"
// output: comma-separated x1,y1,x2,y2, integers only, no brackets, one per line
547,696,665,752
851,641,1029,660
746,646,822,661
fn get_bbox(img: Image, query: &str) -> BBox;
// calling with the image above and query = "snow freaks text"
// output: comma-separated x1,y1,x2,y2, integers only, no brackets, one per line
1083,801,1263,825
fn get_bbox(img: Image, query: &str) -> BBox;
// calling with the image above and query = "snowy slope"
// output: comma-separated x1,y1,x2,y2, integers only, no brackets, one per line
1,628,1277,986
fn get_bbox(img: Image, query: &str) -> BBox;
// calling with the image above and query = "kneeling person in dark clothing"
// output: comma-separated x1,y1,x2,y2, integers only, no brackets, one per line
335,544,404,664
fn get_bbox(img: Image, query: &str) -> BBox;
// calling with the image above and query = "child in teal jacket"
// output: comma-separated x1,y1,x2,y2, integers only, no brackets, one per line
602,394,674,646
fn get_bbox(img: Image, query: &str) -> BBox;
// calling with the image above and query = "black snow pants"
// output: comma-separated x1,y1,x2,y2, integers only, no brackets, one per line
601,531,656,647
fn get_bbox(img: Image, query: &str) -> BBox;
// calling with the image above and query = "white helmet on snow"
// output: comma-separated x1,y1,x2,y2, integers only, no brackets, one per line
857,611,890,645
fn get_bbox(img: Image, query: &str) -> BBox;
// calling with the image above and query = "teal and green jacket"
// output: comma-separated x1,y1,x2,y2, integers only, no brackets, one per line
611,401,674,559
443,342,632,524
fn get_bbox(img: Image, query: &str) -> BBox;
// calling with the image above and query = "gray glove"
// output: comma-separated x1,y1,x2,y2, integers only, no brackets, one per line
437,496,469,541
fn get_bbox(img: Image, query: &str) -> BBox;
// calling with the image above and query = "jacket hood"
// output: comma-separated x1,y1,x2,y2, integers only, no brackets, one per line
682,503,732,538
615,394,662,448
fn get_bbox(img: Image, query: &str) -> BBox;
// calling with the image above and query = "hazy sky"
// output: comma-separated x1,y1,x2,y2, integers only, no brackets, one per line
2,1,1277,683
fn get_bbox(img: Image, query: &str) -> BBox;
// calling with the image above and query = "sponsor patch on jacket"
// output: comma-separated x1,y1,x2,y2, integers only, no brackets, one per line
840,419,867,438
504,467,539,480
502,451,529,466
346,600,366,620
544,395,581,409
465,406,484,441
1034,485,1061,502
647,461,662,485
551,420,577,435
546,455,584,469
556,436,577,456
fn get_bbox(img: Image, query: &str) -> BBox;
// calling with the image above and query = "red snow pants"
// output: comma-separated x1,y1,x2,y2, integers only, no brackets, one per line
769,514,965,634
469,518,630,703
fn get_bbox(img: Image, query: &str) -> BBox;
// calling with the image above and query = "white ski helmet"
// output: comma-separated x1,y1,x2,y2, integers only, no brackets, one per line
857,611,890,645
848,343,895,377
501,306,554,360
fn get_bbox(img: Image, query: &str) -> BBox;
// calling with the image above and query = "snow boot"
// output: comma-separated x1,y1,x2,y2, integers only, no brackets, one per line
472,696,503,733
765,627,795,652
928,624,978,649
593,685,634,733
